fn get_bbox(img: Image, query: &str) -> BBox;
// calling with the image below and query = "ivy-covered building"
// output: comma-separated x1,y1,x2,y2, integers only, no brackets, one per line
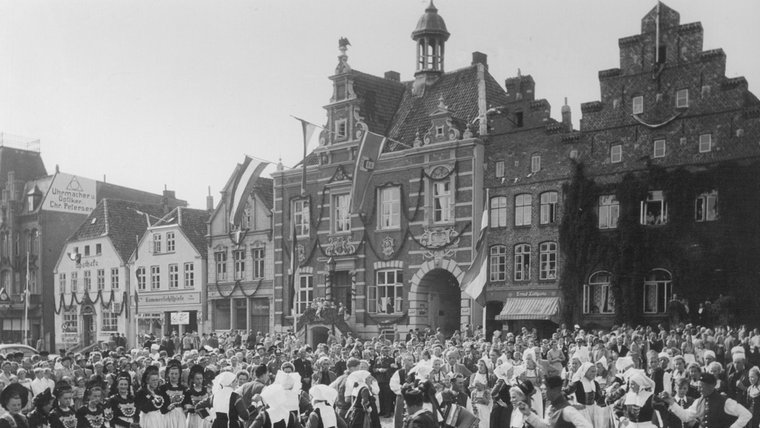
484,3,760,330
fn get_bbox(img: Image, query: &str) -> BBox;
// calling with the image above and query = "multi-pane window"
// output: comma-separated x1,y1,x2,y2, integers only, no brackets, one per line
489,245,507,281
59,273,66,294
184,263,194,288
294,199,310,237
111,268,119,290
83,271,92,291
234,250,246,280
539,242,558,280
433,181,452,223
368,270,404,314
378,187,400,230
540,192,558,225
136,267,146,291
84,245,90,257
102,310,118,332
610,144,622,163
150,266,160,290
166,232,175,252
495,161,505,178
583,271,615,314
514,194,532,226
641,190,667,225
653,139,666,158
335,119,347,139
598,195,619,229
531,154,541,173
152,234,161,254
252,247,265,279
514,244,531,281
643,269,672,314
632,96,643,114
695,191,718,222
71,272,78,292
333,194,351,233
490,196,507,228
96,269,105,290
63,310,78,333
295,274,313,315
676,89,689,108
169,264,179,288
215,251,227,281
95,244,102,256
699,133,712,153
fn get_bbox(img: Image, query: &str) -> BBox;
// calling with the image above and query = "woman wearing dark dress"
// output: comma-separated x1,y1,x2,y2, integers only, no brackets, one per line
158,361,187,428
75,384,106,428
401,383,437,428
0,383,30,428
27,387,54,428
344,370,380,428
105,373,138,428
306,384,346,428
746,367,760,428
49,382,78,428
489,377,514,428
184,365,210,428
134,366,163,428
210,372,248,428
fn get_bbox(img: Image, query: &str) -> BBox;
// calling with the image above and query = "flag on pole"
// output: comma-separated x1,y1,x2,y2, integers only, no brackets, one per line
229,156,269,227
292,117,321,195
288,212,298,317
461,199,489,305
350,130,387,215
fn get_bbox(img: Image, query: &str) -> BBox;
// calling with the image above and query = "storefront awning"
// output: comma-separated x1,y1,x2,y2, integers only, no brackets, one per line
495,297,559,321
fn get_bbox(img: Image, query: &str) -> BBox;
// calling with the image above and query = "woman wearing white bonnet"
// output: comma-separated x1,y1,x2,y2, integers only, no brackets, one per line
210,371,248,428
306,384,346,428
344,370,381,428
252,383,299,428
567,361,608,428
616,371,656,428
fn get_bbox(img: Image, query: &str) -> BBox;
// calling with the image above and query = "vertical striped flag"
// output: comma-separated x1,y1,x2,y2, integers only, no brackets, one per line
292,117,320,195
229,156,269,227
461,199,489,305
350,130,387,215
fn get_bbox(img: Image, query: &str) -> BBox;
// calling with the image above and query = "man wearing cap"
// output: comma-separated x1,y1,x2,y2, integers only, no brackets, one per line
520,375,592,428
663,372,751,428
726,351,749,400
372,345,396,418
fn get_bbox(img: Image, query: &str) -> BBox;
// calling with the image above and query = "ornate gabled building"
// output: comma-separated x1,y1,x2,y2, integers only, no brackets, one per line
271,2,510,343
483,2,760,330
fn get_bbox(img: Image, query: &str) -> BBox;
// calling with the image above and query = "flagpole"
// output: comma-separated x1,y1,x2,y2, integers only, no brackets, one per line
23,251,29,346
481,188,489,336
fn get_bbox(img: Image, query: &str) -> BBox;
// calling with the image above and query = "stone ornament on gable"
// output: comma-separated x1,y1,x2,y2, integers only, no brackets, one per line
425,164,453,180
324,236,357,256
381,235,395,257
297,244,305,263
422,248,457,267
418,226,459,249
353,110,368,140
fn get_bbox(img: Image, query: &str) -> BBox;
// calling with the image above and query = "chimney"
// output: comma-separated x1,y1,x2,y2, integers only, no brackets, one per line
504,71,535,102
384,71,400,82
561,97,572,129
161,188,175,214
471,51,488,69
206,186,214,212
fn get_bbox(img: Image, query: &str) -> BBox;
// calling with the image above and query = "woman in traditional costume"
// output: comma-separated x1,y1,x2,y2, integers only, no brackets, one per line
106,372,138,428
27,387,54,428
344,370,380,428
567,362,608,428
184,365,210,428
615,371,657,428
75,383,106,428
252,383,296,428
306,384,345,428
134,366,163,428
210,371,247,428
49,382,78,428
0,383,30,428
159,360,187,428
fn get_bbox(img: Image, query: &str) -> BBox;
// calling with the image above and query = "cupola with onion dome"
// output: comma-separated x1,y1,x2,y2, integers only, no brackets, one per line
412,1,450,95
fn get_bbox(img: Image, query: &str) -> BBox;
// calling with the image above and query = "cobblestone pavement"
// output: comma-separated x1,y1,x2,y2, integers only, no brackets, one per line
380,416,394,427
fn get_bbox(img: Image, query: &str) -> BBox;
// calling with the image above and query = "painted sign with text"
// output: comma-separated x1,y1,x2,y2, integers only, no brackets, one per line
42,173,97,214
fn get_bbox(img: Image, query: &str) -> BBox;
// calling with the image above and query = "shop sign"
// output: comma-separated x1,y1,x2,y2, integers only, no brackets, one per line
62,332,78,345
42,173,97,214
513,290,557,298
170,312,190,325
137,292,200,308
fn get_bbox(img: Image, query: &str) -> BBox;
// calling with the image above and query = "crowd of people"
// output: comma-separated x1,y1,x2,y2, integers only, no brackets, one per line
1,321,760,428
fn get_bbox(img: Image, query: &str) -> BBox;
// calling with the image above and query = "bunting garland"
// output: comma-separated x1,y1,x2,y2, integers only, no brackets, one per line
54,290,129,316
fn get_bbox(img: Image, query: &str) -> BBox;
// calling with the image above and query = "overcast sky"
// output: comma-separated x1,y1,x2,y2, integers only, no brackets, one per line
1,0,758,208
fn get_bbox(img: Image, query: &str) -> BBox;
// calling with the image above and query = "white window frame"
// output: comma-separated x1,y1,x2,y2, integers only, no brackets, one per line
59,273,66,294
215,250,227,281
111,268,119,290
233,249,246,280
676,89,689,108
632,96,644,114
695,191,718,222
335,119,347,139
435,125,445,138
495,161,505,178
293,199,310,237
514,244,531,281
166,232,175,252
531,154,541,173
643,269,672,314
295,274,313,315
184,262,195,288
331,193,351,234
152,233,161,254
598,195,619,229
101,310,118,332
540,192,558,225
653,139,666,158
150,266,160,290
514,194,532,227
136,267,145,291
539,242,558,280
490,196,507,228
83,270,92,291
699,133,712,153
63,310,78,333
432,180,453,224
610,144,622,163
95,243,102,256
84,245,90,257
252,247,265,279
489,245,507,282
169,263,179,288
368,269,404,314
640,190,668,226
96,269,105,290
583,271,615,314
378,187,400,230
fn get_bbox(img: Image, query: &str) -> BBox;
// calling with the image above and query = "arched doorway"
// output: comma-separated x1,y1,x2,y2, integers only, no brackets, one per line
418,268,461,337
485,301,504,340
310,326,330,349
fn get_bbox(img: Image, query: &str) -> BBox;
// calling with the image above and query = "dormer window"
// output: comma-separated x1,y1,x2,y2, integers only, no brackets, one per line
632,96,644,115
676,89,689,108
335,119,347,140
436,125,445,138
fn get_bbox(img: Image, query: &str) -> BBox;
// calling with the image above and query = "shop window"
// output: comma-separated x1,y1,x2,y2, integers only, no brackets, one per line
643,269,672,314
489,245,507,282
640,191,667,226
583,271,615,314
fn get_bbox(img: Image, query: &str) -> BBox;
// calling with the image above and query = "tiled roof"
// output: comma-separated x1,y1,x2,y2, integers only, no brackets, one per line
97,181,187,208
69,199,166,262
154,207,209,259
0,147,47,190
254,177,274,211
351,71,407,136
21,176,54,214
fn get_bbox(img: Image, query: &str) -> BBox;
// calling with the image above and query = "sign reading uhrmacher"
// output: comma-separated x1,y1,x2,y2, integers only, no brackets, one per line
42,173,97,214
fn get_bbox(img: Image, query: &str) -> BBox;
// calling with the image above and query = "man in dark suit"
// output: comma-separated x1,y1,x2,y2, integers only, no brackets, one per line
373,345,397,417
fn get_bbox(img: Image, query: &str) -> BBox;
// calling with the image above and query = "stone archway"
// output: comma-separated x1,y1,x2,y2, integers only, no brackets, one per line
409,260,465,336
